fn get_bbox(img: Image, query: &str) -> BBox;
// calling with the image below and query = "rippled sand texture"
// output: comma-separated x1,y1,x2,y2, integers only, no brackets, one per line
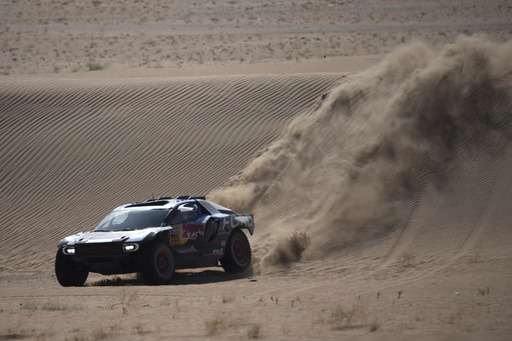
0,73,342,272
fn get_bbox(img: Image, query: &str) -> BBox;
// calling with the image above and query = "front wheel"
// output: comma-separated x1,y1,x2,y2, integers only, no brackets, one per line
55,249,89,287
140,241,175,285
220,229,252,273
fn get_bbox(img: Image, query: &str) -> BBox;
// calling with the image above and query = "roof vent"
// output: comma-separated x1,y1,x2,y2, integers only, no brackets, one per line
126,201,169,207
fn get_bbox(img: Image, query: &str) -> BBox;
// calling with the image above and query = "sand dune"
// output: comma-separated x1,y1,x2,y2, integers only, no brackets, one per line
0,72,343,273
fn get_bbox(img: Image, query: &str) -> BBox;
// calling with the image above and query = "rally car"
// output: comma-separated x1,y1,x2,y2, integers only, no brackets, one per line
55,196,254,286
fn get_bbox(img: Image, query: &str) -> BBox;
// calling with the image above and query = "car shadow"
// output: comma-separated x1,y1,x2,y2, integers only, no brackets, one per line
172,268,252,285
90,267,254,287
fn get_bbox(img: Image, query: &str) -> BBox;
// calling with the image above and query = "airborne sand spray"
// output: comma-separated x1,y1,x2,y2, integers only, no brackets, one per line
209,36,512,267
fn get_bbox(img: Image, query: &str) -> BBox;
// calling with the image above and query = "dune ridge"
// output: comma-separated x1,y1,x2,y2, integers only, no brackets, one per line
0,73,342,273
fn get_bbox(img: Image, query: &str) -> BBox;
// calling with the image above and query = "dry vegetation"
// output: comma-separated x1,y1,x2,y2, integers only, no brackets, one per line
1,0,510,75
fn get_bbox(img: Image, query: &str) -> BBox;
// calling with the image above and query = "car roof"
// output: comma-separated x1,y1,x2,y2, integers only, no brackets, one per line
112,196,236,215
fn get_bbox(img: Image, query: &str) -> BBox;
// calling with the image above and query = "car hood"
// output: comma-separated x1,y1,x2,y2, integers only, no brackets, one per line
59,227,169,246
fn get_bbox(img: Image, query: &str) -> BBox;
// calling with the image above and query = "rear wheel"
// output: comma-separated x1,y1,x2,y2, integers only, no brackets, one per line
55,249,89,287
140,241,175,285
220,229,252,273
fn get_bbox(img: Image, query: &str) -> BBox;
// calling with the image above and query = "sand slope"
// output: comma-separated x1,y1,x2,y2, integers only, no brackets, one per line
0,72,343,273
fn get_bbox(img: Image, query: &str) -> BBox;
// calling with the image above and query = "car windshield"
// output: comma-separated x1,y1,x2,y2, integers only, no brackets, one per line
94,209,169,231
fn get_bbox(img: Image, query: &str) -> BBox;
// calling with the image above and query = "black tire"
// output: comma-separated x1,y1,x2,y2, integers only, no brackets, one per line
220,229,252,273
140,241,175,285
55,249,89,287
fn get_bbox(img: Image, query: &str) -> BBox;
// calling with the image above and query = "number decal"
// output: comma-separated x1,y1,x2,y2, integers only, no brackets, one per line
170,234,180,245
169,227,181,245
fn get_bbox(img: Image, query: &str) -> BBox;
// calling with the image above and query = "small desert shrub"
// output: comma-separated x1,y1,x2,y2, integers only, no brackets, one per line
21,300,82,311
205,317,227,336
369,320,380,332
87,61,105,71
66,336,87,341
467,254,481,264
89,322,122,341
328,304,368,330
3,326,29,340
247,323,261,339
398,252,416,268
91,327,110,340
222,295,234,303
116,287,139,306
132,322,150,335
41,301,77,311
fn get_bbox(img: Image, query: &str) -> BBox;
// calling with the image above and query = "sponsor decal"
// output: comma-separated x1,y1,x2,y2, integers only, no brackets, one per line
203,249,222,257
181,223,204,241
169,224,186,245
170,233,180,245
175,246,197,254
231,215,254,228
169,226,182,245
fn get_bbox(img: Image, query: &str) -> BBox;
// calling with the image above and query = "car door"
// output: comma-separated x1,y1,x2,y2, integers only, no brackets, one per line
168,203,219,265
168,203,207,245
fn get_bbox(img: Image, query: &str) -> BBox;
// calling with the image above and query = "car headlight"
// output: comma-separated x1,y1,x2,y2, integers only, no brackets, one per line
62,246,76,255
122,243,139,252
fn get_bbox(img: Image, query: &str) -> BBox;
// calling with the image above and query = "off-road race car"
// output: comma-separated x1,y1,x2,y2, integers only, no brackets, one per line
55,196,254,286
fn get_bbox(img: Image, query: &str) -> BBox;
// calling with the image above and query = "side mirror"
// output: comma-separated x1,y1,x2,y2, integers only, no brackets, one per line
178,206,195,213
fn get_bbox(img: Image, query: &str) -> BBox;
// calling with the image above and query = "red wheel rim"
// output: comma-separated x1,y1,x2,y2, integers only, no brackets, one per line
156,251,170,274
233,238,246,262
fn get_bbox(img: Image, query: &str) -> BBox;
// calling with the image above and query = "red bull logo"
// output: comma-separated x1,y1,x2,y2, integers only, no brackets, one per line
182,223,204,241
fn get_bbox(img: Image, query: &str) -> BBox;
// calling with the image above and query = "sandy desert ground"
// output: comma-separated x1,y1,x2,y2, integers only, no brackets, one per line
1,0,512,340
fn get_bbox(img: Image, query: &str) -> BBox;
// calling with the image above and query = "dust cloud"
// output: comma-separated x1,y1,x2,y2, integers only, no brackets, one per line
209,35,512,266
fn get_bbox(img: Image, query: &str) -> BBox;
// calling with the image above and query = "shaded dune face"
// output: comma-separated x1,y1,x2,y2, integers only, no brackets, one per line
2,36,512,279
209,36,512,269
0,73,342,272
